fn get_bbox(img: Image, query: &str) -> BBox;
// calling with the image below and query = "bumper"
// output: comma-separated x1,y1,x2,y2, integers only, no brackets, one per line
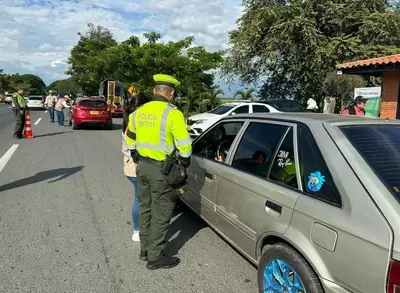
111,108,124,115
27,104,44,108
74,115,112,127
76,120,112,127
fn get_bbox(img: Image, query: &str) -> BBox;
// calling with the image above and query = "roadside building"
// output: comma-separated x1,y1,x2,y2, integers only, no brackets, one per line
337,54,400,119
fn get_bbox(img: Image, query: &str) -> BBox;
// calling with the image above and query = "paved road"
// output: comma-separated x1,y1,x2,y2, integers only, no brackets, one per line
0,103,257,293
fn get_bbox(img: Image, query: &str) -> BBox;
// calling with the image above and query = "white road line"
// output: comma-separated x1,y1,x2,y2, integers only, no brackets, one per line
34,118,42,125
0,144,19,174
44,111,48,113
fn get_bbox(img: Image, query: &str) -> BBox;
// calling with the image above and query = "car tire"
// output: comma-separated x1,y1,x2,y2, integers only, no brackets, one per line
258,243,323,293
104,123,112,130
72,120,78,130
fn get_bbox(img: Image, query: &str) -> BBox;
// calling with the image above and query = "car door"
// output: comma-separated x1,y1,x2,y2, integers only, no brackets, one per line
214,120,302,260
183,119,247,227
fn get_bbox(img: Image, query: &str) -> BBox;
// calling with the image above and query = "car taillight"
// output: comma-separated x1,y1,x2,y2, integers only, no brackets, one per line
388,260,400,293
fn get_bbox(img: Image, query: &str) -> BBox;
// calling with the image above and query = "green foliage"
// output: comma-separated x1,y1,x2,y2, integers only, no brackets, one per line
224,0,400,104
0,71,46,95
66,23,117,94
234,88,255,100
67,24,225,115
47,77,82,97
324,72,367,110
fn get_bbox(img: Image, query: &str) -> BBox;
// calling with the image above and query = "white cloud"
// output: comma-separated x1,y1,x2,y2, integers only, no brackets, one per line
0,0,243,92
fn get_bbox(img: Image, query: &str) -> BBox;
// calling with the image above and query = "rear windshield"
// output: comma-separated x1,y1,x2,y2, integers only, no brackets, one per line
29,96,43,101
340,125,400,202
79,100,107,108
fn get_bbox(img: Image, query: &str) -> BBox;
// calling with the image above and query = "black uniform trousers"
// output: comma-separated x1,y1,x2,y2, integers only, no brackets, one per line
14,110,26,137
137,158,176,262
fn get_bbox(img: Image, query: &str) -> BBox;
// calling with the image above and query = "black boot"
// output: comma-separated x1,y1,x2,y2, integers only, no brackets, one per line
13,134,22,139
139,251,148,261
146,256,180,270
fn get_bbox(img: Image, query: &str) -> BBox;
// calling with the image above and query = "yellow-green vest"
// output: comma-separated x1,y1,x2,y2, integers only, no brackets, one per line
126,100,192,161
12,93,26,108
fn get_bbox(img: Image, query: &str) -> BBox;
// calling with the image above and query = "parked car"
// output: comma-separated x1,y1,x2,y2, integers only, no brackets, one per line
27,95,45,110
186,102,280,138
69,98,112,130
182,112,400,293
4,94,13,104
258,99,306,112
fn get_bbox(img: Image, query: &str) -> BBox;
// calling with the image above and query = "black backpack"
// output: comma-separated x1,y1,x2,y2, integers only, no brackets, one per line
346,105,356,115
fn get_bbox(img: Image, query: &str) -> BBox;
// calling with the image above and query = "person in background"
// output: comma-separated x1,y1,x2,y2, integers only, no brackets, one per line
45,91,57,123
54,95,71,126
341,96,367,116
306,98,319,112
11,87,27,139
122,93,149,242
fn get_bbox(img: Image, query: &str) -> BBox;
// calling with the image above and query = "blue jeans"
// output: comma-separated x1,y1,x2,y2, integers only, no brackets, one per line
49,106,55,122
127,176,139,231
56,110,64,126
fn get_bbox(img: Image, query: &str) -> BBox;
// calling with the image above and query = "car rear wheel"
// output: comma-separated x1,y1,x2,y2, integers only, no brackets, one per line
258,243,323,293
72,120,78,130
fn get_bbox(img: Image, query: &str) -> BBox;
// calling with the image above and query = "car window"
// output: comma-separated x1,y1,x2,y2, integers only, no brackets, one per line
232,105,249,114
79,100,107,108
269,128,298,188
253,105,270,113
340,125,400,203
232,122,288,178
193,121,245,162
29,96,42,101
298,124,341,206
208,105,235,115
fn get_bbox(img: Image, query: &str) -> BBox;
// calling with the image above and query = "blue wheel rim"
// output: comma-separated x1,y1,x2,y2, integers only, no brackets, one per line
263,258,306,293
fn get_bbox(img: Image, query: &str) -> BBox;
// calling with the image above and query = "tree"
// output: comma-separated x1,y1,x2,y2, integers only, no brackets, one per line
224,0,400,104
67,25,224,115
66,23,117,94
47,77,82,96
3,73,46,95
234,88,255,100
323,72,366,111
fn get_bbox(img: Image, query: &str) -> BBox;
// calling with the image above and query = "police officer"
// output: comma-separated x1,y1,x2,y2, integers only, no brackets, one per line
126,74,192,270
11,87,27,139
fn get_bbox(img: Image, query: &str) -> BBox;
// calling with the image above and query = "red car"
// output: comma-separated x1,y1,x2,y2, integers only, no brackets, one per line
69,98,112,130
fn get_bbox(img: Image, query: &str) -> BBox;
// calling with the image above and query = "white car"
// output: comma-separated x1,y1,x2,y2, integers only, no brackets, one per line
27,95,45,110
186,102,280,137
4,94,13,104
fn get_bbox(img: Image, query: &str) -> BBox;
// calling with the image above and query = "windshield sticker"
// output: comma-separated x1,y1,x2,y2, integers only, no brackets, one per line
393,186,400,193
307,171,325,192
277,150,292,168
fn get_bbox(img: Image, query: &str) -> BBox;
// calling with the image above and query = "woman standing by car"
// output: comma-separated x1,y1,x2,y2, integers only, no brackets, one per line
122,93,149,242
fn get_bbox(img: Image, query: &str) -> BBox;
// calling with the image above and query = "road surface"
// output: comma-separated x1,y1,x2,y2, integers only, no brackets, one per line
0,103,257,293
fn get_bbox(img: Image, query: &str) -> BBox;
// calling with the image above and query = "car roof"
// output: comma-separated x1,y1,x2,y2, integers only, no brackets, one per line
221,112,400,126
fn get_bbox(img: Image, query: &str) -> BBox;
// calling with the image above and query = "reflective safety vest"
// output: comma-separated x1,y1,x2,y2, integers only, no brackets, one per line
12,93,26,108
125,97,192,161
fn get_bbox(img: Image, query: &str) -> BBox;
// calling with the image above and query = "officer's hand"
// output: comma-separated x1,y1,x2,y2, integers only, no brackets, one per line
179,156,190,168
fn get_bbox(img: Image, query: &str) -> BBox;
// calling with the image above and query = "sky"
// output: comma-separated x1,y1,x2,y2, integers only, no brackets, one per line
0,0,246,96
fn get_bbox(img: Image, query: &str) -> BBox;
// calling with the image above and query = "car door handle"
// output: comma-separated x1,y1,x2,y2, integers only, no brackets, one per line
265,201,282,214
205,172,213,180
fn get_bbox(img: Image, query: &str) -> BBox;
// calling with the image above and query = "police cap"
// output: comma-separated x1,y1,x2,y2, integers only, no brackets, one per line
153,74,180,89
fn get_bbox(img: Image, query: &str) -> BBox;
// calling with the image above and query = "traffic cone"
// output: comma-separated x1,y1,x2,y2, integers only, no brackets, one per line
24,110,34,138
